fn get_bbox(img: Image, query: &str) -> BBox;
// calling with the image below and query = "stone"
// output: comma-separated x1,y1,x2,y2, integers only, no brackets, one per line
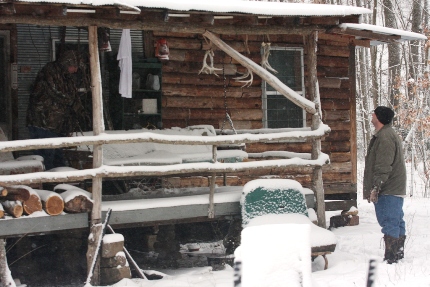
100,265,131,285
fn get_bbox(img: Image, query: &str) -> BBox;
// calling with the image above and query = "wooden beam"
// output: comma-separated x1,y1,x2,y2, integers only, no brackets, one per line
0,155,330,186
0,15,325,35
328,27,402,43
304,31,326,228
203,30,317,115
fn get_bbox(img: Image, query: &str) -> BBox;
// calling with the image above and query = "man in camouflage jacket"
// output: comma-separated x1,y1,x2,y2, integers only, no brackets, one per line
26,50,86,170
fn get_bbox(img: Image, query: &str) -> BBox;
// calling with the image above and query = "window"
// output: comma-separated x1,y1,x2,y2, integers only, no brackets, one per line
262,47,305,128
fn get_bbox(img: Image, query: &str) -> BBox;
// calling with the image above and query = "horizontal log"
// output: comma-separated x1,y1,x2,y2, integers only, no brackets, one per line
2,200,23,218
326,130,351,142
317,56,349,68
319,88,351,99
0,14,325,35
163,84,262,98
163,61,237,75
320,99,351,110
329,152,352,162
34,189,64,216
0,186,30,201
162,108,263,121
0,155,330,186
318,45,350,58
0,204,4,218
324,121,351,131
161,37,203,50
0,187,6,197
322,110,350,121
165,96,262,109
319,78,342,89
317,66,349,78
322,162,352,173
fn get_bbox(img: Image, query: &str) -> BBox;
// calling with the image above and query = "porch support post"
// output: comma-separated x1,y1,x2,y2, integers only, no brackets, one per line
304,31,327,228
86,25,105,286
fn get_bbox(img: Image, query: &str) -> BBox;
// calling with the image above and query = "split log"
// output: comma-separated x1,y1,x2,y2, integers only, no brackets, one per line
34,189,64,216
1,200,23,218
0,186,30,201
59,189,93,213
0,204,4,218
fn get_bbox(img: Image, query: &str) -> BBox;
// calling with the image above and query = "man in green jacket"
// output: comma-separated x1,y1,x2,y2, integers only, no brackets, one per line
363,106,407,264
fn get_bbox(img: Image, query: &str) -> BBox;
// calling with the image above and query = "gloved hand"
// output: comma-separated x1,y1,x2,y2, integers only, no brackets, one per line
368,186,379,203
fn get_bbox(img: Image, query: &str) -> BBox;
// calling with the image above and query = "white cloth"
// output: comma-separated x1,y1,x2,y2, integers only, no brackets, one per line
117,29,132,98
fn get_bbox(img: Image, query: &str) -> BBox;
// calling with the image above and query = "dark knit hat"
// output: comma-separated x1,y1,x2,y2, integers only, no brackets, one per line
374,106,395,125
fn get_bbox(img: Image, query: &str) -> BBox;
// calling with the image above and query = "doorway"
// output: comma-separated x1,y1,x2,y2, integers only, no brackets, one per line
0,31,11,139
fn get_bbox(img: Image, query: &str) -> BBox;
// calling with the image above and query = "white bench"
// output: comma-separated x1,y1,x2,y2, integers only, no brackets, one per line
0,127,45,177
75,125,248,166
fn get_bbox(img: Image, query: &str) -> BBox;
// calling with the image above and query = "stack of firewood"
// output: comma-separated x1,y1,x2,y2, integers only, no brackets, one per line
0,184,93,218
100,233,131,285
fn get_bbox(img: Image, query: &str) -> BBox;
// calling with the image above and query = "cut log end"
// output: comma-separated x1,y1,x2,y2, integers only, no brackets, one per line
23,194,43,215
43,196,65,216
64,195,93,213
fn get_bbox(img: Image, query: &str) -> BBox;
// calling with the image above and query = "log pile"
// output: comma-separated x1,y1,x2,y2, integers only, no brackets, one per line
0,183,93,218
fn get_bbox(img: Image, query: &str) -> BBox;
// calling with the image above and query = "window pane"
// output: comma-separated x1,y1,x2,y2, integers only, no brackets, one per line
267,94,303,128
267,50,302,92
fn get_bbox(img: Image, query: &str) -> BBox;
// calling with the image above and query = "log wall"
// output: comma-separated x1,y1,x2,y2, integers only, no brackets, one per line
155,31,356,211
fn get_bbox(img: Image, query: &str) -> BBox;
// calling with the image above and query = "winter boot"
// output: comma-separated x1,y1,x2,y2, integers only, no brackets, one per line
397,235,406,260
383,235,398,264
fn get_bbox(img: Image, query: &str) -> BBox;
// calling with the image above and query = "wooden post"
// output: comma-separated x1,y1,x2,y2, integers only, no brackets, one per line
208,145,217,218
304,31,327,228
86,25,105,286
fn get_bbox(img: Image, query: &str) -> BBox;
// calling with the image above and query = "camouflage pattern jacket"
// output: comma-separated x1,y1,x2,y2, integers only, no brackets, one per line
26,61,85,136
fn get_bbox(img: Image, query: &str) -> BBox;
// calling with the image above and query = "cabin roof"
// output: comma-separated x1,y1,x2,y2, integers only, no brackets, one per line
16,0,372,16
337,23,428,44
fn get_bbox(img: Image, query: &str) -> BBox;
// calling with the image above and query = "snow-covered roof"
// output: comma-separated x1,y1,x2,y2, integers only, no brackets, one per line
339,23,428,44
17,0,372,17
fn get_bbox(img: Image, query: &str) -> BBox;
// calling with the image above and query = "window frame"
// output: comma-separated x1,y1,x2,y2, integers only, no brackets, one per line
261,46,306,129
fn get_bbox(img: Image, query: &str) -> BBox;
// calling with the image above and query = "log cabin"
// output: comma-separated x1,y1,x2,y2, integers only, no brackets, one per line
0,0,426,282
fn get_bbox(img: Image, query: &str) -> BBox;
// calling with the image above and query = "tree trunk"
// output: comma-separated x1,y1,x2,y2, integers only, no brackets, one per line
383,0,401,109
409,0,423,79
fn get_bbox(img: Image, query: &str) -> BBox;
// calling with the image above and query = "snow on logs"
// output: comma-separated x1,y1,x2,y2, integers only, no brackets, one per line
54,184,93,213
34,189,64,216
0,183,93,218
0,185,42,215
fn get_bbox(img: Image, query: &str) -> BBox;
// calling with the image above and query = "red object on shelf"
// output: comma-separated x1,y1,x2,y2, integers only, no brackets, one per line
156,38,169,60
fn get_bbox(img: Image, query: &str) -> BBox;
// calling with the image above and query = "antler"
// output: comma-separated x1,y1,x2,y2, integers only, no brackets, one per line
199,49,222,76
233,68,254,87
261,42,278,74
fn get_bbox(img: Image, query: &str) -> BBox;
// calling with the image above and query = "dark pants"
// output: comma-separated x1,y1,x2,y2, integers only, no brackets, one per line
28,126,67,171
374,194,406,238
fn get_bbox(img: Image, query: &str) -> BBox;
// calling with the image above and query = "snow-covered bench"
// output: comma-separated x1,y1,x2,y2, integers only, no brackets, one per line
74,125,248,166
0,127,45,178
240,179,337,270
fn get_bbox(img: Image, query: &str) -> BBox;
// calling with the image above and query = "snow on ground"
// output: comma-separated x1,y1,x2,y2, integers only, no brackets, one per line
78,196,430,287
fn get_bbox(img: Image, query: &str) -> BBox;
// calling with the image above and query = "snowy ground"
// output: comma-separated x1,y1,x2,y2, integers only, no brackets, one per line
79,195,430,287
